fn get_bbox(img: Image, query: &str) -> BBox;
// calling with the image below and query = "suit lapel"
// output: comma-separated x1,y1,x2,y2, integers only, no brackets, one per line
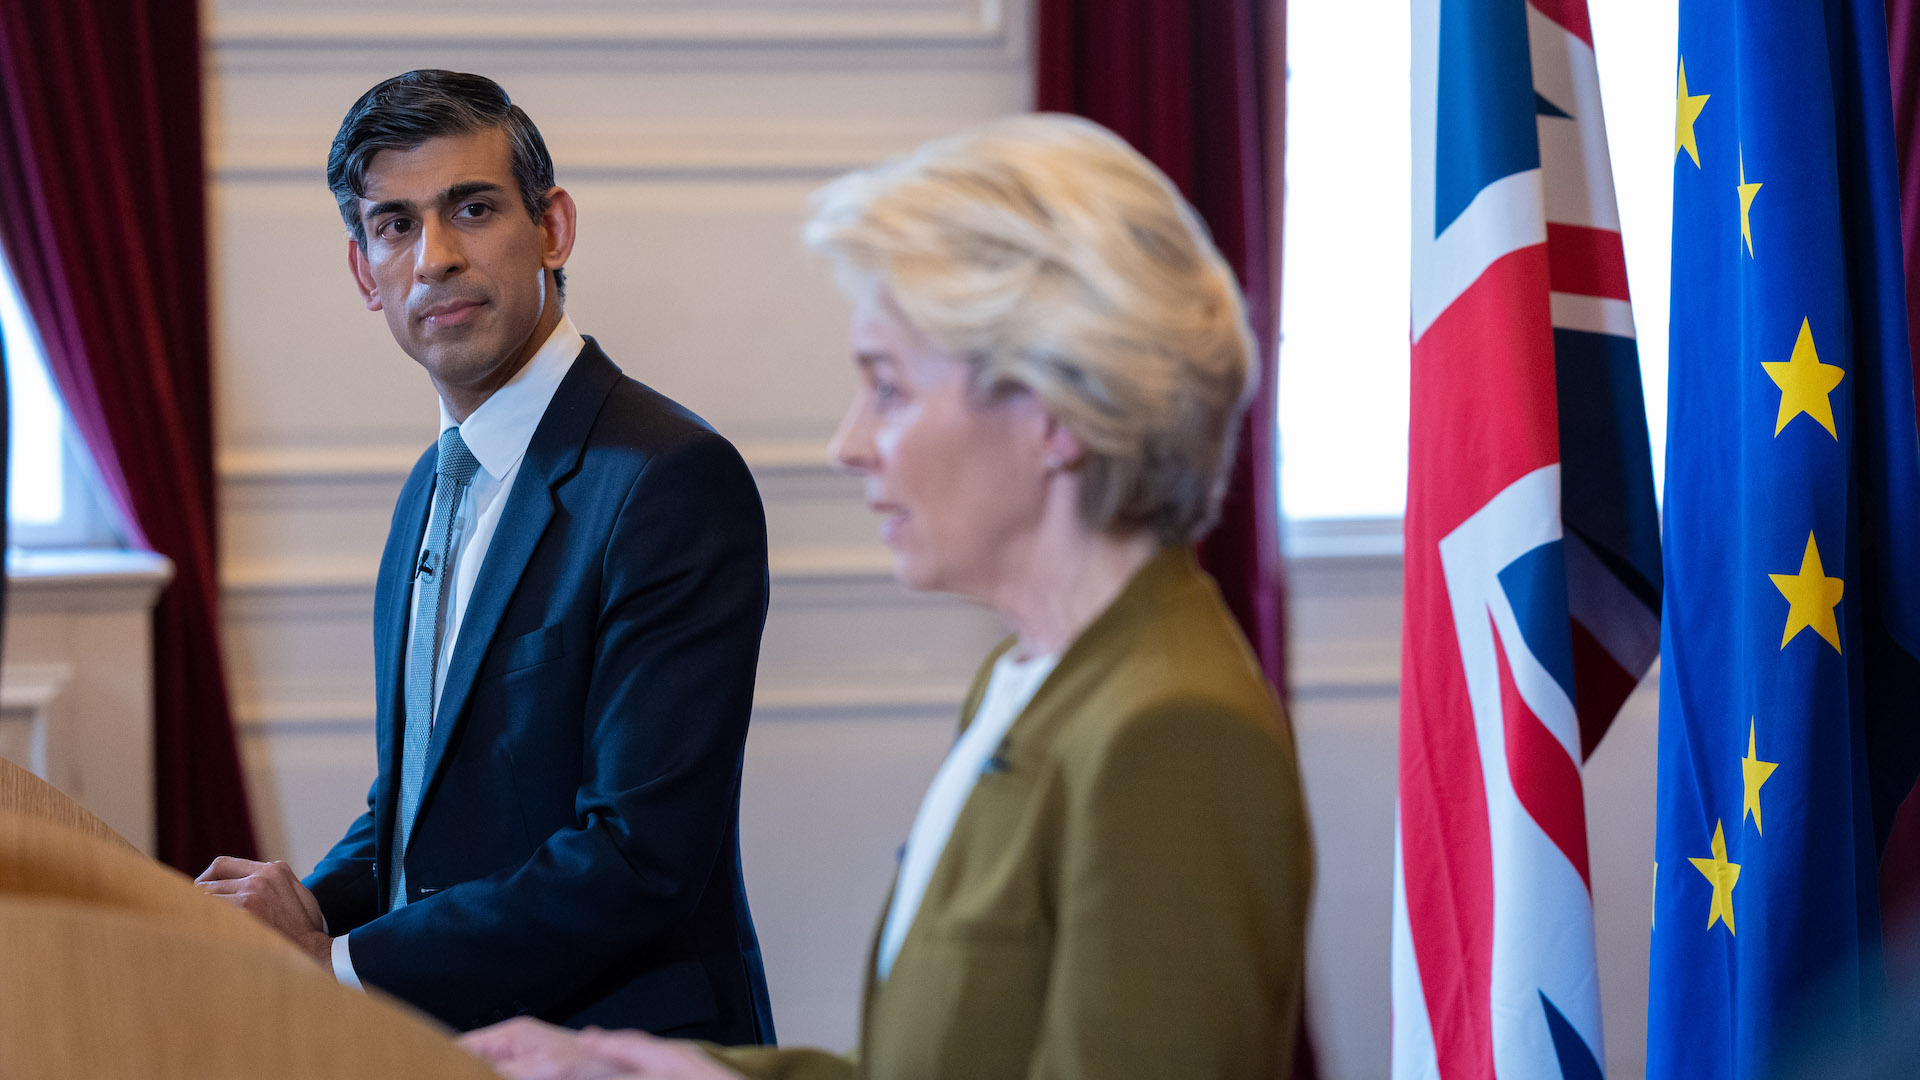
414,341,623,815
375,458,435,857
859,875,895,1064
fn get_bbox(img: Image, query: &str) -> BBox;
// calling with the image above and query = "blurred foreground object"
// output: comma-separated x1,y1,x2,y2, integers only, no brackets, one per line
0,753,134,851
0,897,500,1079
0,809,291,957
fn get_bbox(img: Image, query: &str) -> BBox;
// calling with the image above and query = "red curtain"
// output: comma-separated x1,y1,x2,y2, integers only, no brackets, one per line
1897,0,1920,414
1037,0,1288,700
1037,4,1311,1075
0,0,257,869
1884,0,1920,981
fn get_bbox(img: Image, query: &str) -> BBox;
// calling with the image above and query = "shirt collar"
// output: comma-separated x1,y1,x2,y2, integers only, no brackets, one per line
436,313,586,481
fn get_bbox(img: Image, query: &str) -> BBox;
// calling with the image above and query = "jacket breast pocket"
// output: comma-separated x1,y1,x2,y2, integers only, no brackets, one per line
483,624,564,677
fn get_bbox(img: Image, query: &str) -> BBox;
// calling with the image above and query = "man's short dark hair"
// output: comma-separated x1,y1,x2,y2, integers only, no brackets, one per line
328,70,564,293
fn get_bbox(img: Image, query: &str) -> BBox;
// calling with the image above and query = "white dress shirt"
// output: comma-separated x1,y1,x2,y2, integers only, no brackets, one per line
875,649,1057,981
332,314,586,988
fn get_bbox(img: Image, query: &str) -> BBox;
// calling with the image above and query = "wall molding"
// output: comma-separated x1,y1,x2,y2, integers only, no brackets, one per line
209,4,1008,51
6,550,175,615
220,558,382,597
218,438,832,485
1289,660,1402,701
231,699,372,734
210,122,951,184
1283,515,1405,561
232,679,968,734
220,543,897,597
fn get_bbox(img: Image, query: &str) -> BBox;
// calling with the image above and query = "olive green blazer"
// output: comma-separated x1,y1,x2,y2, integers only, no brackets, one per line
717,546,1314,1080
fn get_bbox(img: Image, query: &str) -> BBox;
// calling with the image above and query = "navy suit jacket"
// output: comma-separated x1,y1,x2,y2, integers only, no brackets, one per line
305,340,776,1041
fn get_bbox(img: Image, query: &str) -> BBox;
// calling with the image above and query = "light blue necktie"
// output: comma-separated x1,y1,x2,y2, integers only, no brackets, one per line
389,428,480,911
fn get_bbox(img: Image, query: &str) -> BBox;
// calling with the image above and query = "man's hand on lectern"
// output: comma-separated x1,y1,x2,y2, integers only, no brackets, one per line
196,856,332,966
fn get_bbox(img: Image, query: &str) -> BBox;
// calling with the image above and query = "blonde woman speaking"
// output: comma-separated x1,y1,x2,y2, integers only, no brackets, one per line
464,113,1314,1080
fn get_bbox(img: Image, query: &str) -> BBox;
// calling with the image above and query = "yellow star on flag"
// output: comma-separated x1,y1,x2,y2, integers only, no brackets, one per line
1738,147,1762,257
1762,318,1845,438
1676,58,1710,168
1688,820,1740,934
1770,531,1845,653
1742,718,1779,835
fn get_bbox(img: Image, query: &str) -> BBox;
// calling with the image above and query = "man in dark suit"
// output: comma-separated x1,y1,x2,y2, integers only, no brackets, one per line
196,70,775,1043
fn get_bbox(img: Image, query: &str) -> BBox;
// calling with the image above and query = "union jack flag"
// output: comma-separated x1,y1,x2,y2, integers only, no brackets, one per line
1393,1,1662,1077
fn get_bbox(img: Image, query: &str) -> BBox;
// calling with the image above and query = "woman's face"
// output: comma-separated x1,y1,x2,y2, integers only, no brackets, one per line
829,282,1055,597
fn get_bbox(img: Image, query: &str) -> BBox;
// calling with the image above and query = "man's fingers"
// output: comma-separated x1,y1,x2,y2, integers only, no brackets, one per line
196,877,248,896
265,863,327,930
198,887,247,909
195,855,266,883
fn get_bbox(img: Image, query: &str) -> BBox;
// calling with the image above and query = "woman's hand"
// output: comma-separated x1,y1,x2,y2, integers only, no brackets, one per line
574,1029,745,1079
459,1018,744,1080
459,1017,622,1080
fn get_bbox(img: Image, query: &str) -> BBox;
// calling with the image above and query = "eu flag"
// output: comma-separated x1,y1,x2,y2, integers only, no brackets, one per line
1650,0,1920,1074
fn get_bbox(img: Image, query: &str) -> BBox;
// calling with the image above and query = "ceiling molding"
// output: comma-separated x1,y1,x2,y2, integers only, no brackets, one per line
208,4,1006,51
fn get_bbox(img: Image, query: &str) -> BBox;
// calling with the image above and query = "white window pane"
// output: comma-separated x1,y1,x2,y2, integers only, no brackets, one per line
1591,0,1677,503
2,255,65,527
1277,3,1673,523
1278,0,1412,521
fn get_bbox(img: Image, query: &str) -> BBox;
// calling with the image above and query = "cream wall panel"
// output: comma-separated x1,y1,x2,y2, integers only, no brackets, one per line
551,180,870,441
221,580,375,734
210,180,420,453
1584,682,1659,1080
240,726,379,881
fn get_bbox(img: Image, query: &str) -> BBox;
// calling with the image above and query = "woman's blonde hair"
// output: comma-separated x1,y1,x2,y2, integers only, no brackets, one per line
804,113,1258,544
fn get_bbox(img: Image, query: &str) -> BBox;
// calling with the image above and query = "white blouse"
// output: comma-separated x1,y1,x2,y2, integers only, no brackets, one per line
874,649,1058,981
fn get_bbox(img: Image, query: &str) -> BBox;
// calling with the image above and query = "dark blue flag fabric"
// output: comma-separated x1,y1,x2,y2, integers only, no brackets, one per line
1651,0,1920,1075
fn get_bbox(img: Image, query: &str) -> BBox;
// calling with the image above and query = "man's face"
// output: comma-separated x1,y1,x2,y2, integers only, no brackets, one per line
347,127,573,408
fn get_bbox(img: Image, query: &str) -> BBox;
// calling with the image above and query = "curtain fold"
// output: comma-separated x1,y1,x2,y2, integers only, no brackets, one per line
1036,0,1288,700
1896,0,1920,411
1883,0,1920,980
2,330,8,660
0,0,257,869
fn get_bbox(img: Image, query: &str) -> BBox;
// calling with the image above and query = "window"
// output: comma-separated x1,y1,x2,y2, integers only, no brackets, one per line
1277,0,1677,524
1277,0,1413,523
3,254,125,550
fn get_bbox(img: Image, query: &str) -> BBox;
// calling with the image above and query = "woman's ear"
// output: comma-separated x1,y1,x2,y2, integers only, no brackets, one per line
1041,412,1085,472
